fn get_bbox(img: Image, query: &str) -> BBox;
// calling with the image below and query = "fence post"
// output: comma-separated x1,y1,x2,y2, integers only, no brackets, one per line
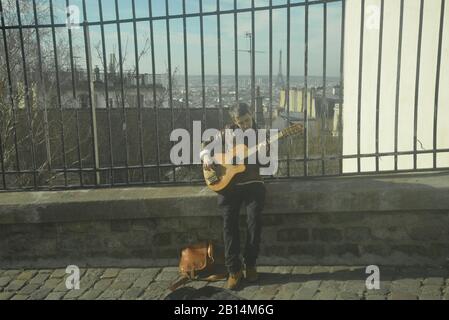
85,25,100,184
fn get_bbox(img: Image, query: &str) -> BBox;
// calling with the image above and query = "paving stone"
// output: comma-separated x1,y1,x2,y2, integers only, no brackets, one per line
64,288,88,299
0,265,435,301
237,289,258,300
365,287,389,296
318,280,342,291
301,280,321,290
389,291,418,300
313,290,338,300
336,291,360,300
391,279,422,293
342,281,366,296
140,268,162,277
29,273,50,285
17,271,38,281
133,275,157,289
274,283,302,300
88,278,111,292
116,269,143,282
45,292,66,300
109,280,133,290
0,277,12,287
29,288,53,300
38,270,53,274
78,277,97,291
101,268,121,279
155,271,179,281
121,287,144,300
19,284,41,295
419,294,441,300
53,281,71,292
5,280,27,292
0,292,14,300
252,284,280,300
79,289,103,300
365,295,387,300
98,289,124,300
292,286,319,300
50,269,67,279
419,285,442,300
206,281,227,289
185,281,209,289
3,270,21,277
423,277,445,286
42,278,61,290
84,269,105,278
292,281,321,300
420,285,442,294
139,281,172,300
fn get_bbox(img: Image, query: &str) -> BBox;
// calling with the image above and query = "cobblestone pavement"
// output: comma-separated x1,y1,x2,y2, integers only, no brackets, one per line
1,266,449,300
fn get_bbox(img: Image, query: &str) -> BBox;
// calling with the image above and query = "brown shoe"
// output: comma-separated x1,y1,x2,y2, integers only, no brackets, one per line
245,266,258,282
227,270,243,290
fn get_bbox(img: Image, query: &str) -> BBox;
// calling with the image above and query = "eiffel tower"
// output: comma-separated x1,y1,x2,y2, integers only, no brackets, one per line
276,50,285,89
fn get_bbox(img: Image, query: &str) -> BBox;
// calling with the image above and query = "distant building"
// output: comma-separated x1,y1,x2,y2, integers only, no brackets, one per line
279,87,316,119
57,66,166,109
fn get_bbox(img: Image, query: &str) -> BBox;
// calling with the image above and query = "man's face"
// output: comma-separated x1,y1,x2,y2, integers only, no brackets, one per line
233,113,253,131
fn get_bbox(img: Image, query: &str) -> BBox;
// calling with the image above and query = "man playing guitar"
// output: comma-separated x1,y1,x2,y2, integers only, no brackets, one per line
200,102,270,290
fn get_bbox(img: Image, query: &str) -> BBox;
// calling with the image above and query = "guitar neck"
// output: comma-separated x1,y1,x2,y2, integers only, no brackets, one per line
246,132,284,159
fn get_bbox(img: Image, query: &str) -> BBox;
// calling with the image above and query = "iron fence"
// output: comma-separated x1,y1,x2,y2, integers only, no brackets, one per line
0,0,447,191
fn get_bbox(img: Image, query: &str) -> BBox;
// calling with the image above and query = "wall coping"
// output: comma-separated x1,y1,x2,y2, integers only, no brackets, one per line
1,171,448,225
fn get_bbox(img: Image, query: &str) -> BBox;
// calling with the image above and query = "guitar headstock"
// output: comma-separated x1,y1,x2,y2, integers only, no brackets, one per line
280,123,304,138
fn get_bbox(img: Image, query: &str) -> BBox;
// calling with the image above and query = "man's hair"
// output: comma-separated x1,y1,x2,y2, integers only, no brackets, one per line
229,102,252,119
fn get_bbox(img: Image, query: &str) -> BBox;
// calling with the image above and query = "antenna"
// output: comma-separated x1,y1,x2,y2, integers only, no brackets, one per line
235,32,265,115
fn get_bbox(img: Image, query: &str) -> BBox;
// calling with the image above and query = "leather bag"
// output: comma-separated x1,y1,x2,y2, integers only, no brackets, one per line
169,241,228,291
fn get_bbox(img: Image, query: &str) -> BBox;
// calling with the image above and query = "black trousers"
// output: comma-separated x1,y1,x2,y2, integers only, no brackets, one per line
217,182,266,274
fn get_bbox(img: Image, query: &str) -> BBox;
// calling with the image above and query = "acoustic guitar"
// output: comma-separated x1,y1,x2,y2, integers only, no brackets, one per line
203,123,304,193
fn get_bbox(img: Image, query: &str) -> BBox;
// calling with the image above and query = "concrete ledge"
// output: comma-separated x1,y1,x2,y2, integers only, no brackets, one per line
1,171,449,224
1,171,449,268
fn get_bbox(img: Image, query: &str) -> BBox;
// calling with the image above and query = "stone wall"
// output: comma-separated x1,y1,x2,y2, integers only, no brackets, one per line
0,171,449,268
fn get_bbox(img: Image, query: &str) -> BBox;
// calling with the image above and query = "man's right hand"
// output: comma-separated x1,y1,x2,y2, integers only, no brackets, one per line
202,155,214,171
203,162,213,171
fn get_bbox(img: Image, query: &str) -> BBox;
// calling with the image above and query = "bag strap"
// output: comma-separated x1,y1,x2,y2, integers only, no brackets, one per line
168,272,228,292
201,273,228,282
169,275,190,292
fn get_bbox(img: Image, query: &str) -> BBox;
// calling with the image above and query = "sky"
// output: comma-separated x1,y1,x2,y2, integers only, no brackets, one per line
4,0,343,77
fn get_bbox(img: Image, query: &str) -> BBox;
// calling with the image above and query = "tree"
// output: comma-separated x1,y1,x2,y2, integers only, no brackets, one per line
0,0,89,188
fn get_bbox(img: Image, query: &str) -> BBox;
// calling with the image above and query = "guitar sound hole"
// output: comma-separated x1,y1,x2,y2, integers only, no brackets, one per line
214,164,225,176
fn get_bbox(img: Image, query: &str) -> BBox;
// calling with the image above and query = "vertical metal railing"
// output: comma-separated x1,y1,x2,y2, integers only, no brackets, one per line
0,0,448,192
394,0,404,172
16,0,38,187
434,0,446,169
374,0,384,173
98,0,114,186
